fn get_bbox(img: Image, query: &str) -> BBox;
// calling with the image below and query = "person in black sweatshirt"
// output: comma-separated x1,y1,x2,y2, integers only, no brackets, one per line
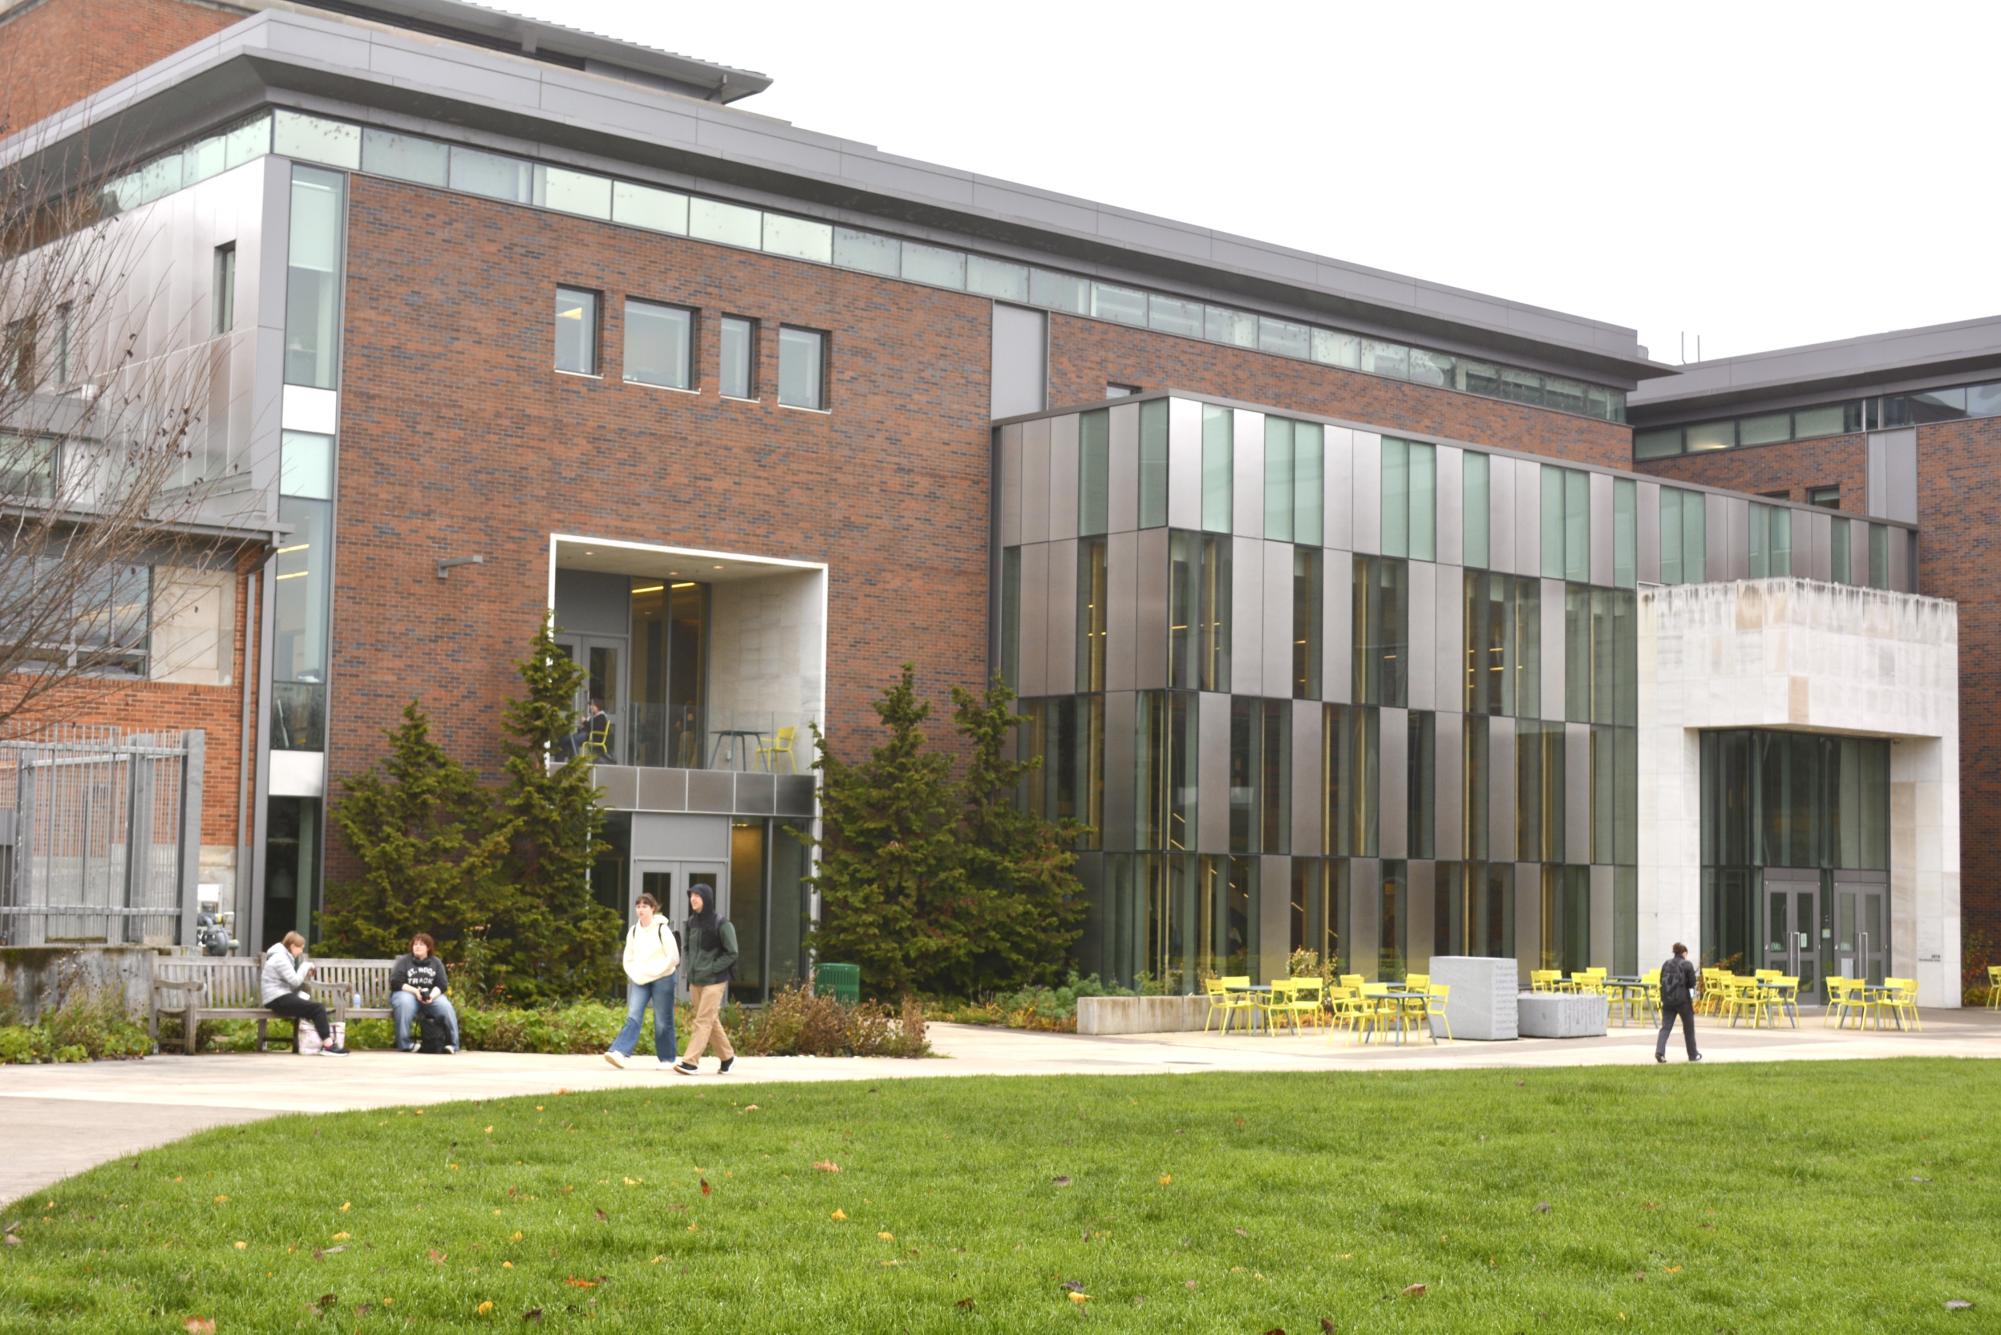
389,933,459,1053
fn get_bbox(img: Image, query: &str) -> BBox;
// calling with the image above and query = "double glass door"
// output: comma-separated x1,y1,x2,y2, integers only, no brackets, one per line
633,860,729,948
1834,876,1888,985
555,634,625,763
1762,870,1821,996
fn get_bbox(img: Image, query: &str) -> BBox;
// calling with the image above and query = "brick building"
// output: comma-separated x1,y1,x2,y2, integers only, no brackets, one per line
0,0,1970,1004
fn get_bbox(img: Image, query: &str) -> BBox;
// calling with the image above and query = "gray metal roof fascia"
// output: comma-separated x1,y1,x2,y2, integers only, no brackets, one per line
1629,314,2001,415
11,9,1666,381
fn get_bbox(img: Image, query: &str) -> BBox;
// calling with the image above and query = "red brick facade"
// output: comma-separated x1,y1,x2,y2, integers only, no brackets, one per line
1641,417,2001,953
0,0,242,134
1047,315,1635,471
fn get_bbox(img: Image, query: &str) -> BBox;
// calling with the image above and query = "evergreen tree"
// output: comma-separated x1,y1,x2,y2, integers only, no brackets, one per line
805,664,968,998
319,701,514,979
495,615,621,1000
949,676,1089,993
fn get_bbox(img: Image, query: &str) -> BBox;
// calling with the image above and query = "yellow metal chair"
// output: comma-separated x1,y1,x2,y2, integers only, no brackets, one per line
1770,976,1801,1028
1881,977,1922,1031
1824,977,1860,1028
1754,968,1782,983
1987,966,2001,1011
1529,970,1562,993
1323,985,1362,1039
756,725,798,773
1639,967,1663,1024
1696,968,1725,1016
1573,967,1608,995
1404,972,1431,991
1351,983,1397,1044
1422,983,1453,1041
1203,977,1252,1034
1267,977,1324,1035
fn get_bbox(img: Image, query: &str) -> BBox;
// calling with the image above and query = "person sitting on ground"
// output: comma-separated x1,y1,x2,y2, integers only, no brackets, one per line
389,932,459,1054
261,931,346,1056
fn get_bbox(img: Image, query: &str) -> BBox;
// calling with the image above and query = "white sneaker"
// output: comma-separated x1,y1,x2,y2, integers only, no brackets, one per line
657,1059,678,1070
444,1046,456,1055
603,1050,627,1069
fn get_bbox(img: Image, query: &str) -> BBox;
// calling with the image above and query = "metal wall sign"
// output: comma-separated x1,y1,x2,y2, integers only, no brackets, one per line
0,723,204,948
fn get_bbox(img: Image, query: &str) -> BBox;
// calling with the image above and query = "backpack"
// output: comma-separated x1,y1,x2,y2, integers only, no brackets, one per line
419,1012,453,1054
1659,960,1691,1007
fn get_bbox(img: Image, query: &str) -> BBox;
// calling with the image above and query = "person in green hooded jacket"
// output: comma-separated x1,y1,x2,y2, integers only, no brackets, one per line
672,885,738,1074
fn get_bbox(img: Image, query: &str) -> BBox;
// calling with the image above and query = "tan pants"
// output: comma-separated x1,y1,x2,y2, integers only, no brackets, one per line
682,982,736,1063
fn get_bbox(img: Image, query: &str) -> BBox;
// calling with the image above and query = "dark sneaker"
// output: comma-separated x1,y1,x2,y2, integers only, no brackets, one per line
718,1057,734,1074
321,1045,349,1056
1691,1052,1704,1062
672,1061,698,1076
1655,1053,1666,1064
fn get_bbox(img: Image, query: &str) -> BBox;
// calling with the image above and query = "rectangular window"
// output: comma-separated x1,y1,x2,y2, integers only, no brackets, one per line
778,327,827,410
1613,478,1636,589
285,167,345,388
1540,465,1565,580
1091,282,1147,327
1409,442,1436,562
1685,420,1735,452
1408,348,1454,389
624,299,695,390
1353,556,1408,707
1829,517,1851,584
1170,532,1231,692
1660,488,1683,585
1633,427,1683,460
1029,268,1088,314
0,433,58,498
1381,437,1409,558
966,255,1029,303
1257,317,1309,359
1293,548,1321,700
1463,451,1490,568
1138,399,1169,529
611,181,690,235
1294,422,1323,545
688,198,762,249
1311,329,1360,368
1564,469,1589,583
554,287,599,375
1078,409,1110,537
1736,412,1791,446
720,316,757,399
1793,404,1848,438
833,228,899,277
1767,505,1792,576
1077,538,1107,691
1868,523,1889,588
1407,711,1435,859
1682,490,1707,583
363,128,450,186
1265,417,1295,542
212,244,236,336
448,146,531,203
1809,485,1840,510
999,549,1020,689
1361,340,1409,380
1204,306,1257,348
1148,293,1203,337
903,242,967,289
763,214,832,264
1200,405,1232,533
1106,383,1140,399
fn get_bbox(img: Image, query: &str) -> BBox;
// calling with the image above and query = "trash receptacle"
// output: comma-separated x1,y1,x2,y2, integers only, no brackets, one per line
814,962,860,1003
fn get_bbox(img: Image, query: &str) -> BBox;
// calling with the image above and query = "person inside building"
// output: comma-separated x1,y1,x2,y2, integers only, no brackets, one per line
390,932,458,1053
261,931,346,1056
673,885,738,1075
576,698,614,760
604,892,680,1069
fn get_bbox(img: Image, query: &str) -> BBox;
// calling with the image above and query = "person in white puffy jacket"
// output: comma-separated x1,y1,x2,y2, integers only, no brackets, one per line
603,892,681,1069
261,931,346,1055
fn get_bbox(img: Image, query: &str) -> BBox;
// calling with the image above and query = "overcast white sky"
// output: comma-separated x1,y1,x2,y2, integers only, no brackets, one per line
498,0,1999,366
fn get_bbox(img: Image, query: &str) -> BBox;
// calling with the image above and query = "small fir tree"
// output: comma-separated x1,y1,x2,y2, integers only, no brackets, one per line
495,615,621,1000
805,664,968,998
319,701,514,975
948,676,1089,994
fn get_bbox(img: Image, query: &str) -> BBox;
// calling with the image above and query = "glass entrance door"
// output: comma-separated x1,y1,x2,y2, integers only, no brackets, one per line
1762,871,1820,996
633,860,730,944
1833,876,1888,987
556,633,626,763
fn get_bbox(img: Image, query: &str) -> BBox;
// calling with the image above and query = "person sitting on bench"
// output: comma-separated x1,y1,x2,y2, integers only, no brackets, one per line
390,932,459,1053
261,932,346,1055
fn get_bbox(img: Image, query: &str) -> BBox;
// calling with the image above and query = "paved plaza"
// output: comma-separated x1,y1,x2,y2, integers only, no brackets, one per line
2,1007,1995,1207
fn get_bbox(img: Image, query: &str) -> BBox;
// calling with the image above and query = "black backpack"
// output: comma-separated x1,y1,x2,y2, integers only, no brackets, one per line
1659,960,1690,1007
418,1012,453,1054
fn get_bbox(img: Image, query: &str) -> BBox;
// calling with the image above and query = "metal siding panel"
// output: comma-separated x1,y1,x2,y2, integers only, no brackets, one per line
1541,577,1567,722
1351,858,1382,979
1809,511,1832,583
1106,531,1138,692
1488,455,1515,574
1233,409,1265,538
1108,400,1139,534
1323,548,1353,703
1889,527,1910,590
1258,854,1290,984
1589,471,1613,587
1167,397,1202,531
998,423,1022,548
1565,722,1592,865
1048,413,1080,543
1488,714,1516,864
1263,541,1294,698
1021,417,1050,545
1232,536,1264,696
1866,435,1889,519
1381,706,1408,859
1889,430,1919,525
1590,863,1615,966
1018,543,1049,697
1407,560,1436,712
1514,459,1541,578
1636,480,1660,585
1851,524,1870,586
1436,564,1464,714
1436,445,1463,567
1408,860,1435,972
1323,427,1354,551
1514,863,1540,985
989,303,1047,417
1135,528,1168,690
1291,700,1322,857
1434,710,1462,860
1725,497,1750,580
1352,432,1381,555
1046,539,1078,695
1103,691,1137,852
1198,692,1230,853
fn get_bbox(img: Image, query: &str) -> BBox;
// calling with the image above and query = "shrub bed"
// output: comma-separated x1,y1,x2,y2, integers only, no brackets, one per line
0,985,154,1064
927,972,1135,1033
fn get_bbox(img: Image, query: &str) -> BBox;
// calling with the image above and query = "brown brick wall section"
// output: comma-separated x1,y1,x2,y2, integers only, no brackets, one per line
331,176,996,792
0,555,258,847
1047,315,1636,471
1636,434,1869,512
0,0,242,133
1645,418,2001,964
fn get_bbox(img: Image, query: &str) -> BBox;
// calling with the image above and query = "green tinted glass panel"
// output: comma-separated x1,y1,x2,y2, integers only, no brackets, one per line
1381,437,1409,558
1463,452,1490,569
1409,443,1436,562
1264,417,1294,542
1138,400,1168,529
1293,422,1323,546
1540,465,1564,579
1564,469,1589,583
1613,478,1636,589
1660,488,1683,585
1201,406,1232,533
1682,492,1707,583
1078,409,1110,537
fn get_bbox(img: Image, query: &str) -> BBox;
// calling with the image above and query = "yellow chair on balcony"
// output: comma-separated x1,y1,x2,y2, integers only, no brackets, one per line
1987,966,2001,1011
757,725,798,773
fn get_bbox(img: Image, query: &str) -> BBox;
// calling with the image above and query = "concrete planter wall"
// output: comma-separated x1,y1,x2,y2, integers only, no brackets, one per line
1075,995,1209,1035
0,945,159,1022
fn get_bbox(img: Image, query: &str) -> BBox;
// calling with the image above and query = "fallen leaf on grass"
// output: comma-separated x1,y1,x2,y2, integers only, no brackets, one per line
1665,1266,1682,1274
686,1224,698,1234
1233,1227,1249,1238
522,1309,542,1322
312,1293,338,1315
1051,1176,1072,1188
181,1320,215,1335
564,1277,598,1289
593,1209,608,1224
1946,1300,1975,1311
502,1262,513,1270
476,1299,494,1316
1322,1320,1337,1333
339,1202,351,1213
330,1232,350,1242
813,1161,841,1174
212,1195,229,1205
877,1232,894,1242
955,1297,974,1310
1184,1281,1197,1291
1158,1175,1173,1186
1,1236,18,1248
233,1241,247,1251
484,1126,493,1135
830,1210,847,1221
1535,1201,1551,1213
740,1104,759,1113
700,1179,712,1197
427,1249,447,1265
1401,1284,1427,1298
509,1231,523,1243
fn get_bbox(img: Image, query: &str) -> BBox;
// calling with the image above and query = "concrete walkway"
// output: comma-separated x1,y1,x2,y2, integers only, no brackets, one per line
2,1006,1994,1207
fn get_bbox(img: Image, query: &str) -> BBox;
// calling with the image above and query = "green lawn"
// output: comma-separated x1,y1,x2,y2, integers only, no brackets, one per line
2,1060,1997,1332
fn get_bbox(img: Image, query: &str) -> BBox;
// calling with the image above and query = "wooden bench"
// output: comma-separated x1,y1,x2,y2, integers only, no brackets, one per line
152,956,395,1053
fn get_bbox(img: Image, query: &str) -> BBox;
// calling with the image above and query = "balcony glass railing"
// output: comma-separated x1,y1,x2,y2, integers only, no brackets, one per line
572,706,809,773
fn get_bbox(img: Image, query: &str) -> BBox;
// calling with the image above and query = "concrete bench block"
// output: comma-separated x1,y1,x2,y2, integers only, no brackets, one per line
1516,992,1608,1038
1075,995,1210,1035
1429,956,1519,1040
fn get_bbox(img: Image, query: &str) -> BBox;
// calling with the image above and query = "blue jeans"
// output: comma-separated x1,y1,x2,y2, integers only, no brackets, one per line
610,975,677,1061
390,991,460,1050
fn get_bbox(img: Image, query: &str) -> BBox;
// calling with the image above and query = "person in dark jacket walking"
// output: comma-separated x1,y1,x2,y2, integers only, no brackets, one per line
672,885,738,1075
1655,942,1702,1063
